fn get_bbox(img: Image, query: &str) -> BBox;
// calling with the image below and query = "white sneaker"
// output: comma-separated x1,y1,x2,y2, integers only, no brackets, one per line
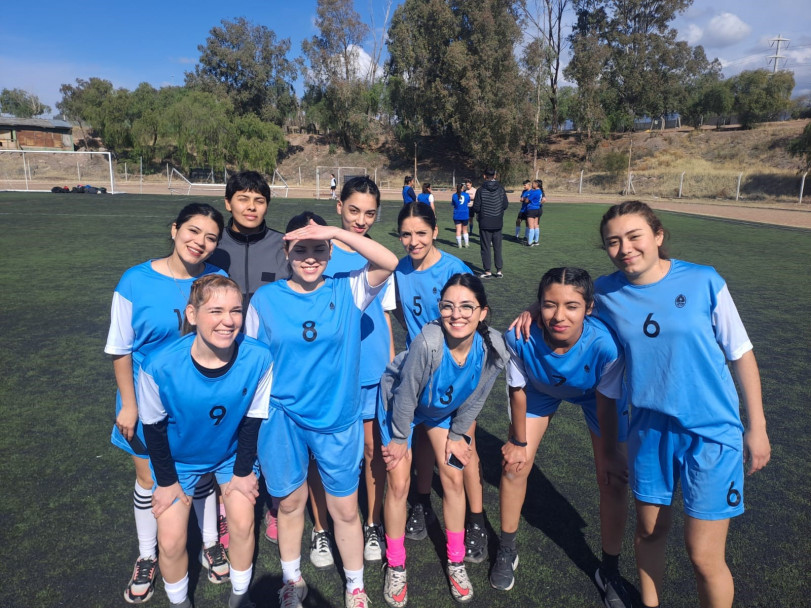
278,577,308,608
363,523,385,562
310,528,335,569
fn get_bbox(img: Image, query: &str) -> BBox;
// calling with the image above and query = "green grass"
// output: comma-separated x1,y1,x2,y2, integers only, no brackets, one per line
0,192,809,607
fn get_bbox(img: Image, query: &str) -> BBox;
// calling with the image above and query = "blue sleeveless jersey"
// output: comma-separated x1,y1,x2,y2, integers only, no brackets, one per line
395,251,470,345
594,259,750,447
327,246,394,384
137,333,273,470
504,316,624,410
525,188,542,210
452,193,470,220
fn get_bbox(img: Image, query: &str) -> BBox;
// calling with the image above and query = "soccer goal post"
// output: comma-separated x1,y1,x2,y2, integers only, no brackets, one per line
315,166,368,199
0,150,115,193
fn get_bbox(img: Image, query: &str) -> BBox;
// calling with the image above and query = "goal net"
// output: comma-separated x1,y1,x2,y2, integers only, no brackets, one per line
0,150,115,193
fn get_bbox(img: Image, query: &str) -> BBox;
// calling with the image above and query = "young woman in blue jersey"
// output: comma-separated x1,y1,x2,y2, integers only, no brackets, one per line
416,181,435,213
379,274,509,607
393,203,489,564
596,201,770,608
492,268,631,608
246,211,398,608
138,275,273,608
451,183,471,248
105,203,229,604
514,180,530,241
524,180,545,247
305,177,396,568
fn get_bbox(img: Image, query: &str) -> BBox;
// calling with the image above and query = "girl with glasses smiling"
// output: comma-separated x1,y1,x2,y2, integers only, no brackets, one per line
377,274,509,607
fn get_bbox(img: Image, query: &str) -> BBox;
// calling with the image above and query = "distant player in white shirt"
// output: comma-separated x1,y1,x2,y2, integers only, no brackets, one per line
138,276,272,608
596,201,771,608
105,203,228,604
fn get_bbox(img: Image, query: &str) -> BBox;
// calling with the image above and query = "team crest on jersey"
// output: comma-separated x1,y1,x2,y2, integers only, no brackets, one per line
584,365,590,373
675,294,687,308
432,287,438,294
329,301,335,310
242,387,248,396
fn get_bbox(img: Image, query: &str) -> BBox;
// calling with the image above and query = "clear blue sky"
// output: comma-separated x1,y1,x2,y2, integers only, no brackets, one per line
1,0,809,117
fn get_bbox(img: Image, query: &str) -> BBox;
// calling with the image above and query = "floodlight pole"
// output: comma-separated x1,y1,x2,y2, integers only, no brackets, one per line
800,171,808,204
736,173,743,201
678,171,685,198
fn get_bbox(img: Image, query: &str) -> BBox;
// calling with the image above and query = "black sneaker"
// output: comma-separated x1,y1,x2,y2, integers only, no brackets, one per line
594,567,631,608
464,522,488,563
489,542,518,591
405,503,436,540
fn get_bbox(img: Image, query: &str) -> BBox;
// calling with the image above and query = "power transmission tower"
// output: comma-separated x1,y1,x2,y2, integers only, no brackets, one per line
768,35,790,72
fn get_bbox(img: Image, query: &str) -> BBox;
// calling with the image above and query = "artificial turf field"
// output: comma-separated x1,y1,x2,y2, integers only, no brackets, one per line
0,192,809,608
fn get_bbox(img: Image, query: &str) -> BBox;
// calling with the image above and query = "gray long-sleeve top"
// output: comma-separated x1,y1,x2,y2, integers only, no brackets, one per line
380,320,509,443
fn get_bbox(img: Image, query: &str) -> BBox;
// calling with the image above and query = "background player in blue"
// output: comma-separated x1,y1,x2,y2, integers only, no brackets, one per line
451,182,471,249
246,211,398,608
105,203,229,603
402,175,417,204
378,274,509,607
138,276,273,608
596,201,770,608
495,268,631,608
393,202,488,563
524,180,545,247
514,180,530,241
305,177,397,568
416,181,435,213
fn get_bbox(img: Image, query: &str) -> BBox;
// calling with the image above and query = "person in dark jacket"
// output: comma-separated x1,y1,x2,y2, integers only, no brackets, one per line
472,169,509,278
209,171,289,311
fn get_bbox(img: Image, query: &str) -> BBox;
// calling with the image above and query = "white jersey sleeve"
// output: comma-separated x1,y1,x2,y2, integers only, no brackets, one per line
505,339,529,389
247,362,273,419
245,304,260,339
104,292,135,355
596,355,624,399
712,283,753,361
349,265,384,311
137,369,167,425
381,274,397,312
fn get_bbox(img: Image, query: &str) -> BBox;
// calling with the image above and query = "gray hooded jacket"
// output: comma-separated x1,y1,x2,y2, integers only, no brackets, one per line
380,320,509,443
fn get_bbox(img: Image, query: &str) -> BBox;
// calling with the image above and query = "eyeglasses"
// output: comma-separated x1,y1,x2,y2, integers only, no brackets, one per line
438,301,481,318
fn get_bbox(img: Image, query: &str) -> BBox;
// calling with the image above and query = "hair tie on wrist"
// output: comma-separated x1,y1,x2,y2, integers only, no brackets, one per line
509,436,527,447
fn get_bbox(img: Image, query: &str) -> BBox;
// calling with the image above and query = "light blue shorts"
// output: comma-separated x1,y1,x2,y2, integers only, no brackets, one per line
151,453,259,496
259,408,364,498
629,409,744,520
360,383,381,420
525,393,630,442
377,399,453,450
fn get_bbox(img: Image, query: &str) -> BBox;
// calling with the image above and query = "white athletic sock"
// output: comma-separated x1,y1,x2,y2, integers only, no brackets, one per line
281,556,302,583
230,565,253,595
344,567,364,593
164,573,189,604
193,475,218,546
515,226,520,237
463,233,469,246
456,236,462,247
133,481,157,559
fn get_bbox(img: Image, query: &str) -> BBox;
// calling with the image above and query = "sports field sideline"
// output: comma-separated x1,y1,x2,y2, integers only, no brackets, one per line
0,192,808,607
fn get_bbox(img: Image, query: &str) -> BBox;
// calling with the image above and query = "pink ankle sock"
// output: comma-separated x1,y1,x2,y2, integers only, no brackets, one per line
385,534,406,568
446,529,465,563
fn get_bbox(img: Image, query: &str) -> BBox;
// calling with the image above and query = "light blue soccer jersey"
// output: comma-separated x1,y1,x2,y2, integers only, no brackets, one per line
137,333,273,471
246,270,381,432
327,246,395,385
594,259,751,447
395,251,471,345
525,188,542,210
504,316,624,411
104,260,227,453
417,331,484,420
